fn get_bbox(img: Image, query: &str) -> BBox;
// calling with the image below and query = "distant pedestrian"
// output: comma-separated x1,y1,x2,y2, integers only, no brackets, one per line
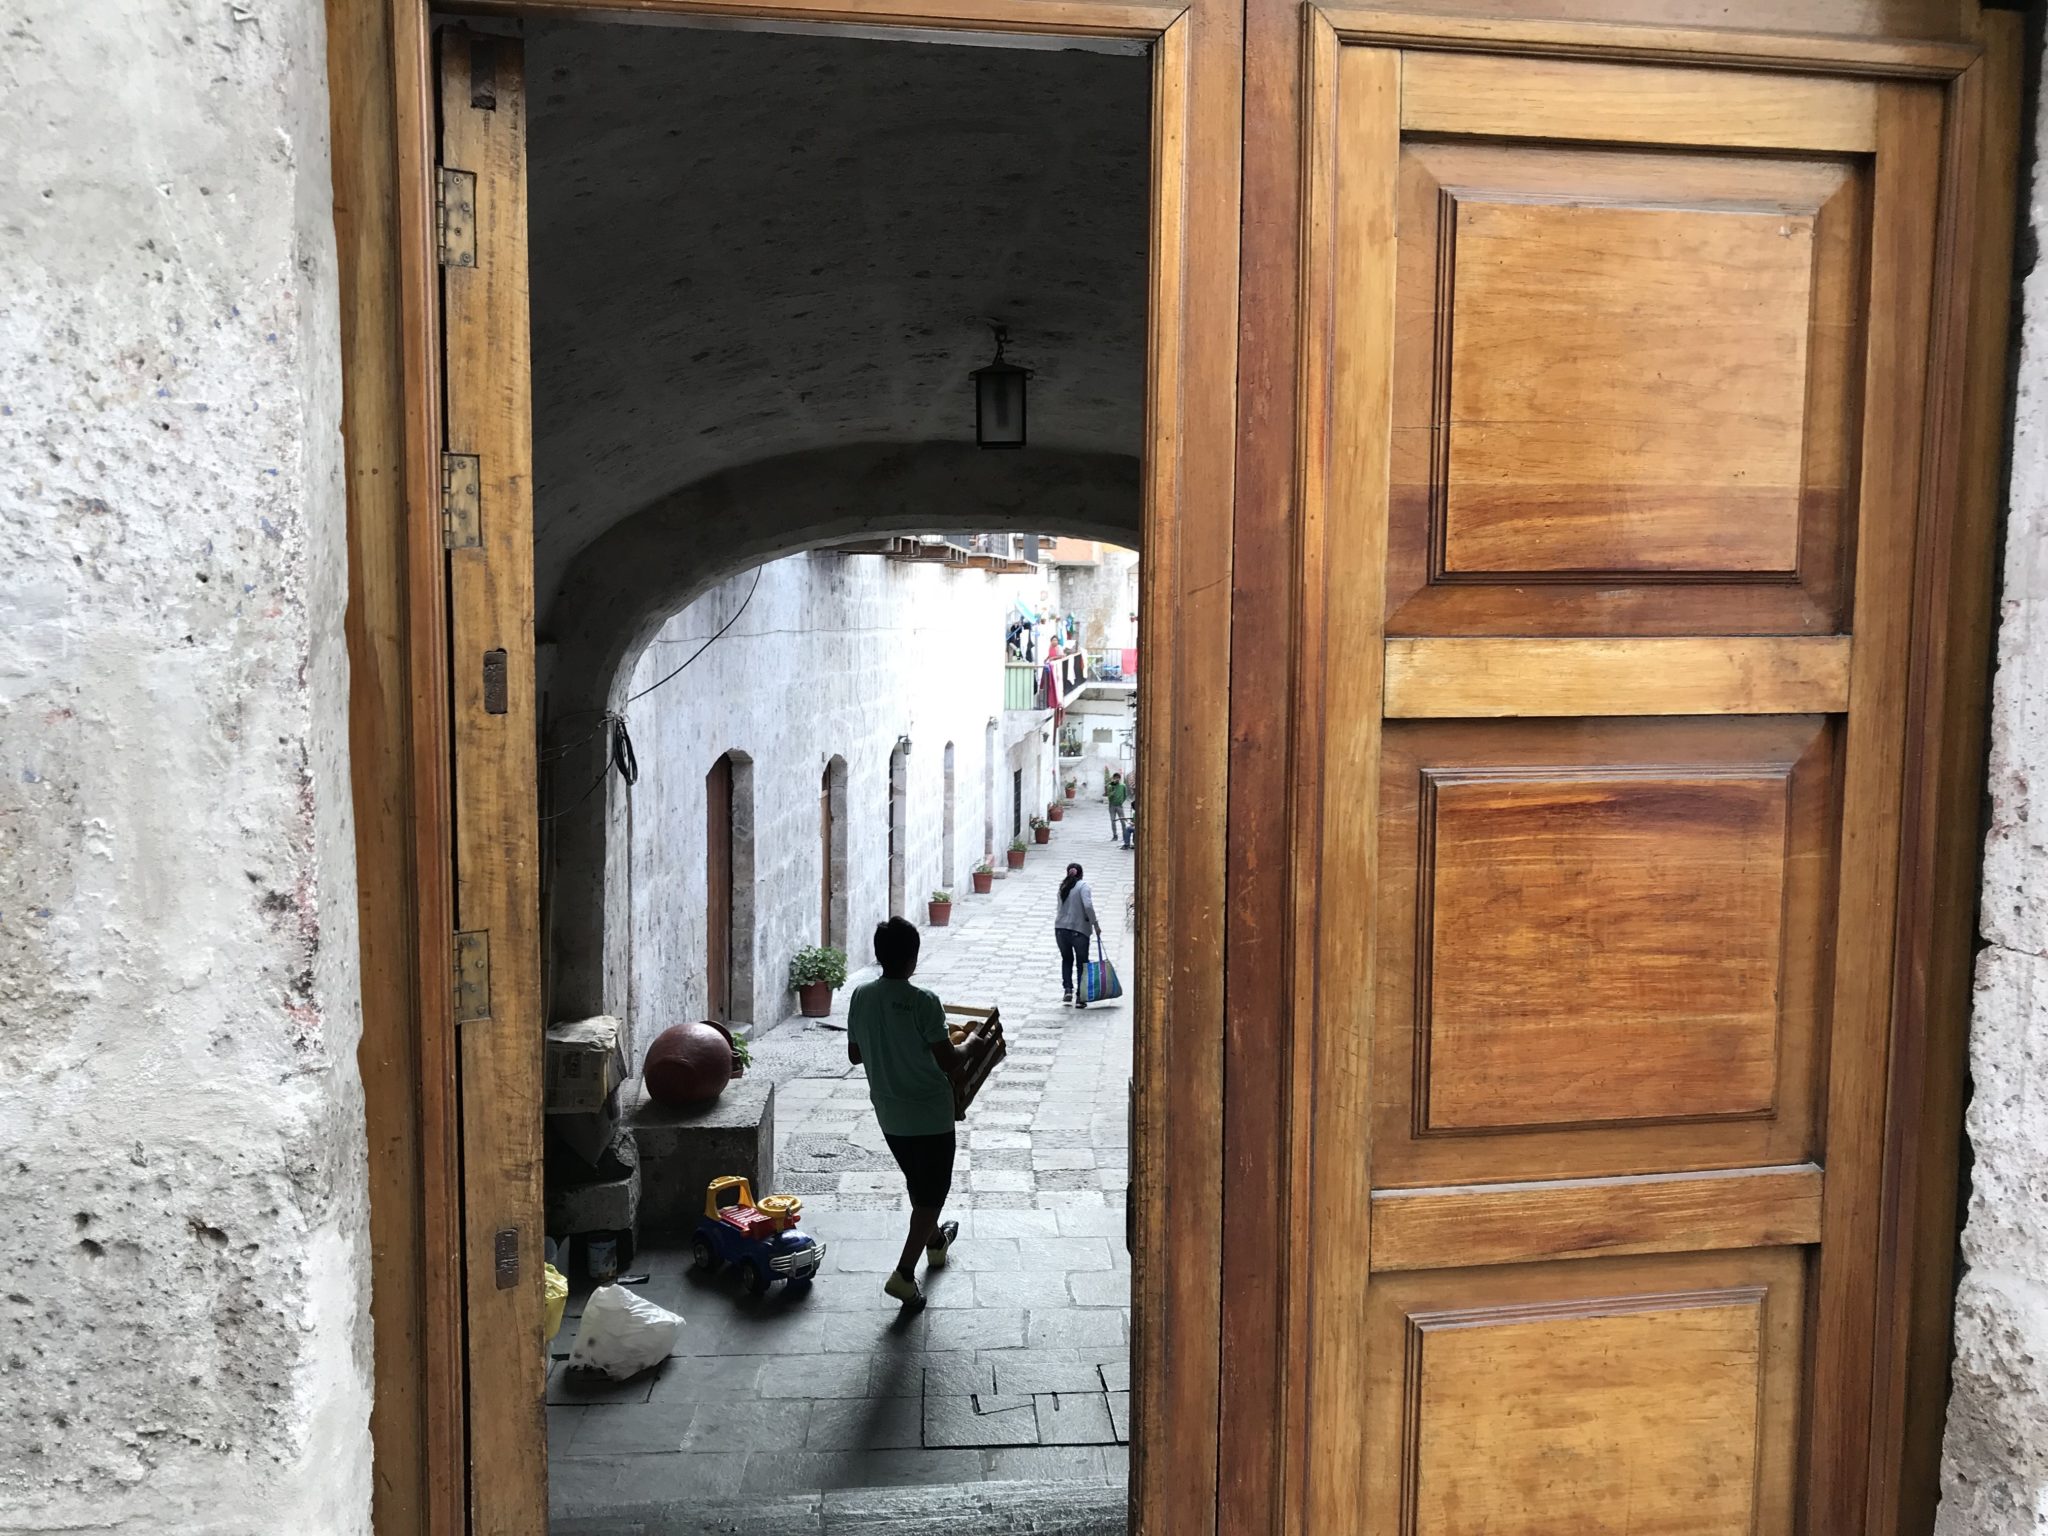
1122,788,1137,850
1056,862,1103,1008
1107,772,1130,842
846,917,971,1309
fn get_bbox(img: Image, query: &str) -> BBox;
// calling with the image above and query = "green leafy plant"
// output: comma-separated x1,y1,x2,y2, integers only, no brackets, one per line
1009,837,1028,852
973,861,994,875
729,1034,752,1067
1029,814,1049,830
930,889,953,905
788,944,848,990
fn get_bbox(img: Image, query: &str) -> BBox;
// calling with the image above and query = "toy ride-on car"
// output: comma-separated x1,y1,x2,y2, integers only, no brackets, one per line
690,1175,826,1294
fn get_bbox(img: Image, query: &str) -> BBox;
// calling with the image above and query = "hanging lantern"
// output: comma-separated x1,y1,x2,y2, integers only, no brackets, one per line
972,325,1030,449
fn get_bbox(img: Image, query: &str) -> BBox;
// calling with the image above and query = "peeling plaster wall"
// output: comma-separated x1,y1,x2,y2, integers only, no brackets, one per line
1939,43,2048,1536
0,2,370,1532
620,552,1040,1054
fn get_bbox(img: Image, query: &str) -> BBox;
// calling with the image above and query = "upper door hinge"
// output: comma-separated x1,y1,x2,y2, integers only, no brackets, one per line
442,452,482,549
437,167,477,269
454,929,491,1024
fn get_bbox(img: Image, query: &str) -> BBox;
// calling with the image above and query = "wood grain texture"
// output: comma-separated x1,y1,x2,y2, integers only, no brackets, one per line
1804,78,1942,1536
1133,13,1238,1534
1869,24,2020,1530
1374,717,1834,1189
1401,53,1879,151
440,31,549,1535
327,2,438,1531
1364,1250,1806,1536
1298,40,1400,1535
446,0,1182,36
393,3,466,1531
1384,637,1853,717
1419,767,1790,1132
1441,200,1815,575
1316,8,1981,76
1387,140,1866,637
1370,1164,1824,1270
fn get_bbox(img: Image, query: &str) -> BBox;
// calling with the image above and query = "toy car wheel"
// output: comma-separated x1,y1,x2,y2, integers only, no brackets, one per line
690,1234,717,1272
739,1259,769,1295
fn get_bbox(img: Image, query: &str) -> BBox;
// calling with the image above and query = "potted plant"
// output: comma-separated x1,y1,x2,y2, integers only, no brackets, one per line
1048,798,1064,823
971,860,995,895
928,889,954,926
728,1033,751,1080
1030,814,1051,846
1006,836,1028,870
1064,777,1078,800
789,944,848,1019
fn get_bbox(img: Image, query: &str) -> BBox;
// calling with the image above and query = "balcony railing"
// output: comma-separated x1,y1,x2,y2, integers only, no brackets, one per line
1004,650,1096,712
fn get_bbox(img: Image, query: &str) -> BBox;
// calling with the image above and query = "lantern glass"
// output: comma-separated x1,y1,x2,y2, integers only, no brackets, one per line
974,360,1028,449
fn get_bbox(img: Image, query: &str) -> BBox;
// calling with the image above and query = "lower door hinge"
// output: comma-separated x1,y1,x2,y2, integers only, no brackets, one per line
442,452,481,549
437,167,477,269
454,929,491,1024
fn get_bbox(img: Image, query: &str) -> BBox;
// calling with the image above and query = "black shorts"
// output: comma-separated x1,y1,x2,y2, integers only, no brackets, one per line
883,1131,957,1207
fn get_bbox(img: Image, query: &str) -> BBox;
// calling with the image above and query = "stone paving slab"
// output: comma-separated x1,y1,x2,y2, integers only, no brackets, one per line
550,812,1134,1524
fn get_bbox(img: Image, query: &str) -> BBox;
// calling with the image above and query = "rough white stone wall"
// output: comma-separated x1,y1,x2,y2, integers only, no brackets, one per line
1938,55,2048,1536
0,2,370,1533
620,553,1046,1055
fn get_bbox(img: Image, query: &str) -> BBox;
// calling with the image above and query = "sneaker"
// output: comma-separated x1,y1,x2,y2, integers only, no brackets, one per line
926,1220,960,1268
1062,990,1073,1002
1074,999,1088,1011
883,1269,927,1309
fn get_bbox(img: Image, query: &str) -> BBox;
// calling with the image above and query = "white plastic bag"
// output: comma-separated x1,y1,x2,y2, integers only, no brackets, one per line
567,1283,684,1380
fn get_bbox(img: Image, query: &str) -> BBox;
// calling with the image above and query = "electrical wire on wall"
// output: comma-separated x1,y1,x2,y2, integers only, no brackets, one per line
540,565,764,821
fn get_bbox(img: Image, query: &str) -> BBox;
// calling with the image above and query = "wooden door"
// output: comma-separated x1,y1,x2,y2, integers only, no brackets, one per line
1297,38,1942,1533
439,28,547,1533
707,753,733,1020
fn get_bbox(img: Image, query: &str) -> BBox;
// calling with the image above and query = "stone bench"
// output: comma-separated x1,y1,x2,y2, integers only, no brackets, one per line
621,1073,776,1243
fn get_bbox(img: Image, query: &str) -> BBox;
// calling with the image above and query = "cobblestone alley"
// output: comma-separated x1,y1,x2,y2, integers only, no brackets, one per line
549,798,1137,1532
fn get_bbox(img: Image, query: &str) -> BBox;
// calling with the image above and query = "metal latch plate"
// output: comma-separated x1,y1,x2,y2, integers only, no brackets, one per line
442,452,481,549
438,167,477,269
454,929,490,1023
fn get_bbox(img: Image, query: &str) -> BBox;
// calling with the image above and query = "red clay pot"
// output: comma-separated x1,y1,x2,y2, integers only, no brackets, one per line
1065,785,1077,799
1007,848,1027,870
798,981,834,1018
1033,825,1050,845
1048,803,1064,822
928,901,952,926
643,1021,733,1105
972,871,994,894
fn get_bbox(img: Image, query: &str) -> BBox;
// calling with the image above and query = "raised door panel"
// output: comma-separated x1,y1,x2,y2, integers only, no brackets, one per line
1363,1250,1806,1536
1373,716,1835,1187
1387,141,1868,635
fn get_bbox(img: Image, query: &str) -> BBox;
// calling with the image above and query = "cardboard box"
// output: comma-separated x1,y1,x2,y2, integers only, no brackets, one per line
545,1016,626,1115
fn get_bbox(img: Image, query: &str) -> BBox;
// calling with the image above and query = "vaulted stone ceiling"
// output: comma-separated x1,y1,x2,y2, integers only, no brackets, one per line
525,19,1152,625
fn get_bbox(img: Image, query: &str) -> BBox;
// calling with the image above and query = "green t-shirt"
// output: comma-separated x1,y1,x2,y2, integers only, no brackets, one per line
847,978,955,1137
1108,781,1130,807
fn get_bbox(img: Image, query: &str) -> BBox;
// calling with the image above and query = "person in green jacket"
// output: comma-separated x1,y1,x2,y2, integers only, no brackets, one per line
1107,771,1131,843
847,917,972,1308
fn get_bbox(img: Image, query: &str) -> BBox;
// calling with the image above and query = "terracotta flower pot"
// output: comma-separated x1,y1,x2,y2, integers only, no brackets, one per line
798,981,835,1018
1065,785,1077,799
972,871,994,894
1048,804,1064,822
1007,848,1027,869
1033,825,1050,845
928,900,952,926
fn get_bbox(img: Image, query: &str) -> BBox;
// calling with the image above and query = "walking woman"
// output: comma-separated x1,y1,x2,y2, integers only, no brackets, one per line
1056,862,1103,1008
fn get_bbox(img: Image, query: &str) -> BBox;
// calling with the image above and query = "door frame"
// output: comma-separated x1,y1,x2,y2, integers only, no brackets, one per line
327,0,1241,1531
1274,12,2021,1536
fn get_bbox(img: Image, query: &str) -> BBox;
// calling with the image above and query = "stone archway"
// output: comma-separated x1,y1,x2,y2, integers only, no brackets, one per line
541,440,1141,1019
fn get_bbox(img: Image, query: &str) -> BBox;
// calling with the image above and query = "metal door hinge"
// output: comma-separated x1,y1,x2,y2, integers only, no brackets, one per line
437,167,477,269
454,929,491,1024
442,452,481,549
494,1228,520,1289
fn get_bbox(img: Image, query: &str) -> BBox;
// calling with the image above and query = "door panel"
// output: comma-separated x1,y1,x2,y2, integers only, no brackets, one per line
1300,35,1941,1532
439,28,547,1535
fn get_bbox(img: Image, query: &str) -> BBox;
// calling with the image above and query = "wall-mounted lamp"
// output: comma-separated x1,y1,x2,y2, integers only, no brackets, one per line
972,325,1030,450
897,735,913,755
